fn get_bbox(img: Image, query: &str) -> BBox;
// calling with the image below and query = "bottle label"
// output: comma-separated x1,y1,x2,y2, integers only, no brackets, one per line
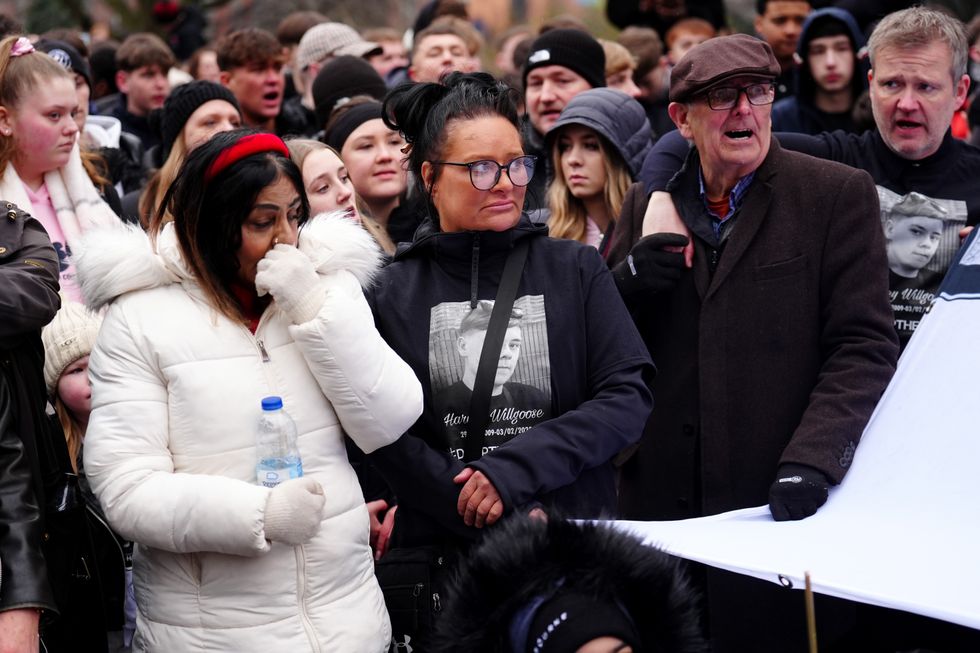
256,458,303,488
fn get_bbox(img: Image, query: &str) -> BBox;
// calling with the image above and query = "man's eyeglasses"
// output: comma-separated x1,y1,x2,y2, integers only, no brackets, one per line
704,82,776,111
431,155,537,191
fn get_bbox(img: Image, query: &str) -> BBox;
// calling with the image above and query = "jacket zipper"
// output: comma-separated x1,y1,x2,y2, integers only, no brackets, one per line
240,312,278,393
295,545,321,652
256,339,270,362
248,316,317,647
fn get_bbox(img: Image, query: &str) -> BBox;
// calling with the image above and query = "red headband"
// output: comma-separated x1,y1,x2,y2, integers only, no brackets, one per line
204,133,290,183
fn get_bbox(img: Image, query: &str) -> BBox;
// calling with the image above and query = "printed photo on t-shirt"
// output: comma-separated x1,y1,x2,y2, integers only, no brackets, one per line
877,187,967,347
428,296,551,460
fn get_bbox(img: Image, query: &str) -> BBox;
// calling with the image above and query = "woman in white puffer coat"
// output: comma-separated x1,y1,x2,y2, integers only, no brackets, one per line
74,129,423,652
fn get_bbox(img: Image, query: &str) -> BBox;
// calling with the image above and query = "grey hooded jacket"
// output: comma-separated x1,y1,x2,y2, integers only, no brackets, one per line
546,87,654,178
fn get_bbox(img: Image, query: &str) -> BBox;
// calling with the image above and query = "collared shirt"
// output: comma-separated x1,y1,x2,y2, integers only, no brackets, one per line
698,168,755,242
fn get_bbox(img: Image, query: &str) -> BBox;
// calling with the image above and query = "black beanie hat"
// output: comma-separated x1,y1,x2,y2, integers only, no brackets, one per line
153,80,241,160
312,56,388,131
522,591,642,653
35,39,92,90
522,29,606,90
324,101,384,151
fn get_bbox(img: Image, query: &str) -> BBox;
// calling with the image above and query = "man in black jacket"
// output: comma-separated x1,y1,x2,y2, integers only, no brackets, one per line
0,203,61,651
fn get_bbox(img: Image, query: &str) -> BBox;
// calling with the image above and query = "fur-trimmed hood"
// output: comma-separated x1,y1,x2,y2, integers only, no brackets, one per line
75,211,383,312
431,516,705,653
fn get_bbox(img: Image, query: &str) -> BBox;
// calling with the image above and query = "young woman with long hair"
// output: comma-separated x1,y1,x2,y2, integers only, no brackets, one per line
545,88,652,258
286,138,395,254
0,35,118,302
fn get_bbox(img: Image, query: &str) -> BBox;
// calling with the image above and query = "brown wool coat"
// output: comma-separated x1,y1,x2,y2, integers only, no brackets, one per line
613,140,899,520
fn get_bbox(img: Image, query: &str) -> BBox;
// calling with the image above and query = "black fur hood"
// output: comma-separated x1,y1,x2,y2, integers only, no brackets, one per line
431,516,706,653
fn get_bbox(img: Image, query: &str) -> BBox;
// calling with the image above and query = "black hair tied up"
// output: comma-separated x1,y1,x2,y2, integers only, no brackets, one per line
382,72,521,192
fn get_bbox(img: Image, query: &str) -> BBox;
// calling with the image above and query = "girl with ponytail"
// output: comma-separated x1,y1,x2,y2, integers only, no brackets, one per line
0,35,119,303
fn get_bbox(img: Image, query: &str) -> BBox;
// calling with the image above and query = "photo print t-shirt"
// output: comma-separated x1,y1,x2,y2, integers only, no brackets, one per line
428,295,552,460
877,187,967,349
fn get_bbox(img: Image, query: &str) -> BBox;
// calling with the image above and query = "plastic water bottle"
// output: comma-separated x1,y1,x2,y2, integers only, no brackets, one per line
255,396,303,488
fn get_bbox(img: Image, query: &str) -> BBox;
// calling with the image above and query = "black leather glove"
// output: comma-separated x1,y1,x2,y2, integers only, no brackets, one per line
768,463,831,521
611,233,689,297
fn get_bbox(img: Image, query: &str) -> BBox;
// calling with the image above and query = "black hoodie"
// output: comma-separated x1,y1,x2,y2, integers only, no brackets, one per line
771,8,868,135
365,216,654,548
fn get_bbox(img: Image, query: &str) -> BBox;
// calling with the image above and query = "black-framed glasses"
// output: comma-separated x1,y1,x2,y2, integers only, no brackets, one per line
704,82,776,110
431,155,537,191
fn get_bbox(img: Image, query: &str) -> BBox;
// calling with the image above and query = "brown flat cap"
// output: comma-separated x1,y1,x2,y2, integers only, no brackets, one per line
669,33,780,102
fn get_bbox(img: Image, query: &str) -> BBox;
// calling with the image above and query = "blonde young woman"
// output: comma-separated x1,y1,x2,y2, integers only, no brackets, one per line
286,138,395,254
132,80,242,228
545,88,652,258
0,35,118,303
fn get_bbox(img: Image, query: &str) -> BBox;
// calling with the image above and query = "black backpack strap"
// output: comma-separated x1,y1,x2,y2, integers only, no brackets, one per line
462,238,530,463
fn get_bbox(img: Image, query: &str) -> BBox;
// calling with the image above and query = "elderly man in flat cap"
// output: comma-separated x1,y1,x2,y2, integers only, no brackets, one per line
611,34,899,651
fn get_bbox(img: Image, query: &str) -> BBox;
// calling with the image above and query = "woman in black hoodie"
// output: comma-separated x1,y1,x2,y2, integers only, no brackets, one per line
363,72,654,647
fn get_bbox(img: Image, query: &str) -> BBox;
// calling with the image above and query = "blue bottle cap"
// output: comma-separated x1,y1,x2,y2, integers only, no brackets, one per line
261,396,283,411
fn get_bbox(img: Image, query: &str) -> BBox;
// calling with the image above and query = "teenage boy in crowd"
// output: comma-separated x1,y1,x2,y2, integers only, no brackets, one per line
618,26,674,137
664,18,715,66
112,33,174,150
408,17,482,84
771,8,867,134
363,27,410,81
217,28,290,136
755,0,812,98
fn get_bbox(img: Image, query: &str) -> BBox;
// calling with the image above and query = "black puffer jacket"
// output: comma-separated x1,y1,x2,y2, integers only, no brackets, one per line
431,515,706,652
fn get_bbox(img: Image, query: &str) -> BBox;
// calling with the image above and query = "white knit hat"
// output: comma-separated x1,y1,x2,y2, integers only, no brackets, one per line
41,299,102,395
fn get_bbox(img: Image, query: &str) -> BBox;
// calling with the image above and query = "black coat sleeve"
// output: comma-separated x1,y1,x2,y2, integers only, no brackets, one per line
639,130,690,194
0,208,60,342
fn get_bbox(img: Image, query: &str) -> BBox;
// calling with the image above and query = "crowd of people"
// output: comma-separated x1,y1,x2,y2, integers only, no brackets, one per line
1,1,980,652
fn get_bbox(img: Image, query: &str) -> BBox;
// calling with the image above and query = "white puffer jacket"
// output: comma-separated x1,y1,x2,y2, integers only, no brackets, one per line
75,214,423,652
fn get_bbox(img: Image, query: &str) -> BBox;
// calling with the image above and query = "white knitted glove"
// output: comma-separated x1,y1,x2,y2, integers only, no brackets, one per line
263,477,326,545
254,244,325,324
